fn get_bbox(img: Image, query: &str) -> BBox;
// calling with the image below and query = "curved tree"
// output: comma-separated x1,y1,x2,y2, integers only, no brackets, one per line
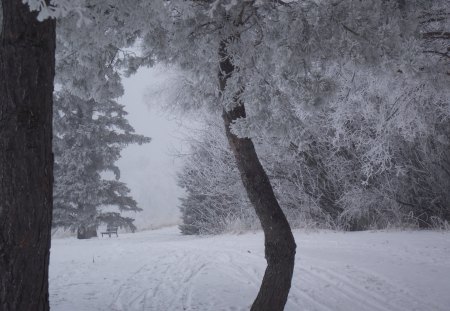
219,35,296,310
139,2,299,309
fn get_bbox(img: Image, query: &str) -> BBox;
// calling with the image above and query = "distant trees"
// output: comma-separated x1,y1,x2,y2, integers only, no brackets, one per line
53,91,149,239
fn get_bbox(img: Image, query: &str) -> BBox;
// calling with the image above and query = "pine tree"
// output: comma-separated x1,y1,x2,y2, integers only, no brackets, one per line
53,91,150,239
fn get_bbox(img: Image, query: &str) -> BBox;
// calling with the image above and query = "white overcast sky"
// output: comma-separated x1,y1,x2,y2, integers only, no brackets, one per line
117,66,189,230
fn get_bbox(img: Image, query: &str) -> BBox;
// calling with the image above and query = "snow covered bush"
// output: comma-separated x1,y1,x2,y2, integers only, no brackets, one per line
177,118,257,235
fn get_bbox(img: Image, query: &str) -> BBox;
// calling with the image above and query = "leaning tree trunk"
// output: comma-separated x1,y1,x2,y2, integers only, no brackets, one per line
0,1,56,310
219,41,296,311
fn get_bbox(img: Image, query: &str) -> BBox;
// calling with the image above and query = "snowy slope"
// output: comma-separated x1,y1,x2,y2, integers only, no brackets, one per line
49,227,450,311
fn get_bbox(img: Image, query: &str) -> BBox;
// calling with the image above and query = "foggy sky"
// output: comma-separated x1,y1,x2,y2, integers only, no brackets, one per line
117,66,188,230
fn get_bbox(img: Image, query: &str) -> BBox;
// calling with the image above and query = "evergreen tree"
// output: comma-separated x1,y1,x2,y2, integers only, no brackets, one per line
53,91,150,239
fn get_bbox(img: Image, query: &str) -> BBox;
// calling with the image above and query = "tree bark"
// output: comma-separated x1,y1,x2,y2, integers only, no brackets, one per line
0,1,55,310
219,40,296,311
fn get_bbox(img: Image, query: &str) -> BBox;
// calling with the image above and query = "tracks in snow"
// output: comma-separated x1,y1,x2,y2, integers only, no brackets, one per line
110,246,263,311
109,241,438,311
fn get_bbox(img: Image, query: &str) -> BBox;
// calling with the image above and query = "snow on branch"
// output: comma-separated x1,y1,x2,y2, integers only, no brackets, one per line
23,0,89,25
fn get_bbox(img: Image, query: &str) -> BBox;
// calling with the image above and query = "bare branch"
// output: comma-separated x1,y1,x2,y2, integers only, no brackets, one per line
422,31,450,40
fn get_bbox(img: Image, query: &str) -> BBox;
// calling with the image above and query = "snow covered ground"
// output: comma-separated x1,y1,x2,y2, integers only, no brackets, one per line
50,227,450,311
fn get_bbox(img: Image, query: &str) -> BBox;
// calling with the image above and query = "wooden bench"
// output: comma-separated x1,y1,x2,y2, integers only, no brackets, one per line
101,225,118,237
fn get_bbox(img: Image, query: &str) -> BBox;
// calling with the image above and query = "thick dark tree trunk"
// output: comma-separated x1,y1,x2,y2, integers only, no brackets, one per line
77,225,98,239
219,41,296,311
0,1,55,310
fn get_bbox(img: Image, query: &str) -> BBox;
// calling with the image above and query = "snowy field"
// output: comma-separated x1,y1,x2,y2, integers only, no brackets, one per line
50,227,450,311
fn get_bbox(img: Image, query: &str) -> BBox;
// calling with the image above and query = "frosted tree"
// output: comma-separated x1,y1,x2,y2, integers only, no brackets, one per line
214,0,450,230
50,1,155,239
312,0,450,228
53,91,150,239
142,1,449,307
136,2,300,309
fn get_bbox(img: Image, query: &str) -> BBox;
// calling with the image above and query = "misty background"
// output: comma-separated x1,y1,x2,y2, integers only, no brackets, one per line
117,66,187,230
